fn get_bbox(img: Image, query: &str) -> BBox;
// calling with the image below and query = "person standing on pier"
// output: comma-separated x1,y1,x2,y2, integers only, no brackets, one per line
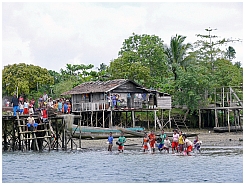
107,132,113,152
117,132,126,152
11,94,19,116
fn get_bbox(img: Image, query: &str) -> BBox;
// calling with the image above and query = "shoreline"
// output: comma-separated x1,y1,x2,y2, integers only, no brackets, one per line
72,129,243,150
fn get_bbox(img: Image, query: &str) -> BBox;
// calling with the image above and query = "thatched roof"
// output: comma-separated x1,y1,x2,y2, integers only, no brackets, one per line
61,79,149,95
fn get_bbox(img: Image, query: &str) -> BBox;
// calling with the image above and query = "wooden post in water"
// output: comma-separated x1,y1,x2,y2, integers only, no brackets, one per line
79,113,82,149
55,119,58,151
3,120,7,151
12,119,15,151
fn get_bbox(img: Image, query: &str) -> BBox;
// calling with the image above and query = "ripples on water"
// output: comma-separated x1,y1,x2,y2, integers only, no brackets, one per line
2,146,243,183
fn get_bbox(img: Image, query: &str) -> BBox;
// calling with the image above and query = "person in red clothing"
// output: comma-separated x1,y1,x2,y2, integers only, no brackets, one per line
148,130,156,153
142,133,150,152
41,107,48,123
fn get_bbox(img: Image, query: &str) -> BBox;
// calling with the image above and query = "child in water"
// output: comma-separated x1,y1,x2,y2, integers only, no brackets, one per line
182,134,193,156
142,133,150,152
158,130,166,152
193,135,202,152
117,132,126,152
178,131,184,153
107,132,113,152
163,136,171,153
148,130,156,153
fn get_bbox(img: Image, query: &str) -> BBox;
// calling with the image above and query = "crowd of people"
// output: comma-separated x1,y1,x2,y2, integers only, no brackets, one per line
108,129,202,156
8,92,72,132
8,92,72,117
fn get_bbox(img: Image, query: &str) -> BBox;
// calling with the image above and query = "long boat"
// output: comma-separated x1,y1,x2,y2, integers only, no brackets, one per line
213,126,243,133
69,125,198,139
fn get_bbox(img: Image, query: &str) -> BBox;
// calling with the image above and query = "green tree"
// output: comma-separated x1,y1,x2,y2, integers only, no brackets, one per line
213,59,243,87
117,33,167,88
163,34,193,80
2,63,54,96
225,46,236,61
174,64,212,113
108,55,151,87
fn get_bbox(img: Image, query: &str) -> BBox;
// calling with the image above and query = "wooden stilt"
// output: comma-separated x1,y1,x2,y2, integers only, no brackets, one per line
91,111,93,127
147,111,149,130
199,109,201,129
132,111,135,127
79,113,82,149
102,110,105,128
110,110,113,128
169,110,171,129
96,112,98,127
55,120,58,151
154,110,157,131
215,109,218,127
228,108,230,132
126,111,128,128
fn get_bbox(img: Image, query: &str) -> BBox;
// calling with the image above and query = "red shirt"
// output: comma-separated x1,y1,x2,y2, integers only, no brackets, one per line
42,109,48,118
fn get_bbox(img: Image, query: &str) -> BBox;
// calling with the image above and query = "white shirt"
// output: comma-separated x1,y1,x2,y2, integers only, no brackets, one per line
163,139,171,148
172,133,179,142
185,138,193,147
24,102,29,108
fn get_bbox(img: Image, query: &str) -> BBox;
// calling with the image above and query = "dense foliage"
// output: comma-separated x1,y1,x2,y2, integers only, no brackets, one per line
2,32,242,115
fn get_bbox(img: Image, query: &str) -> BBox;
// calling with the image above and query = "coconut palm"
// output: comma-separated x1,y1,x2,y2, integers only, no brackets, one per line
163,34,193,80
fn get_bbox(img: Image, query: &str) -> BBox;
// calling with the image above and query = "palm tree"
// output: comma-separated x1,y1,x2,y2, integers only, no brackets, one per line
225,46,236,61
163,34,193,80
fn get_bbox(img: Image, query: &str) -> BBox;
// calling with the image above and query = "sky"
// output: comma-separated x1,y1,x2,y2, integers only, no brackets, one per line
2,2,243,72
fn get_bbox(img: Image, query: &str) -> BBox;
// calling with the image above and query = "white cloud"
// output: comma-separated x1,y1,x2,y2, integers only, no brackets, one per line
2,2,243,72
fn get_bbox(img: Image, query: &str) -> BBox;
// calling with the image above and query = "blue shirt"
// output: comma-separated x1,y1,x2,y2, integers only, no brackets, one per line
108,135,113,144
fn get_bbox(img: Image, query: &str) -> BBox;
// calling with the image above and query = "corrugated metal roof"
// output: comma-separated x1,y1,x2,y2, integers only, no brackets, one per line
61,79,145,95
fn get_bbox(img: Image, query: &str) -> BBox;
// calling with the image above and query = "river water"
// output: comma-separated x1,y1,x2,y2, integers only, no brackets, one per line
2,146,243,183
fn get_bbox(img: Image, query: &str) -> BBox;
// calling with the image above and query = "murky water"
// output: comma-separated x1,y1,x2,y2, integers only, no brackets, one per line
2,146,243,183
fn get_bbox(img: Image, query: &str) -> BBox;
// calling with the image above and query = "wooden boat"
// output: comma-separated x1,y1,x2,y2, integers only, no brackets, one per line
69,125,198,139
213,126,243,133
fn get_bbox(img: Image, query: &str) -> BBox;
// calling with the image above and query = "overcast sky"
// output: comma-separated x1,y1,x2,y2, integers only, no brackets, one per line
2,2,243,72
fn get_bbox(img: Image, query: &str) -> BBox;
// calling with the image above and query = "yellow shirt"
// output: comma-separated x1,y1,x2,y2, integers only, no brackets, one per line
178,135,184,144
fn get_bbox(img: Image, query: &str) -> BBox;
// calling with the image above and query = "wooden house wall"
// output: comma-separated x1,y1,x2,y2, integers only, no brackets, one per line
157,96,171,109
111,82,148,93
